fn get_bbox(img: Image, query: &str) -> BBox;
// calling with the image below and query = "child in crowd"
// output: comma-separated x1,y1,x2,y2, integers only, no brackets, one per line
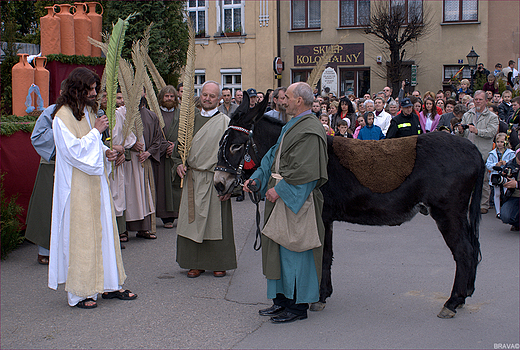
336,119,351,138
486,133,516,218
358,112,385,140
458,79,473,96
498,90,513,122
320,113,335,136
483,74,499,94
353,114,366,139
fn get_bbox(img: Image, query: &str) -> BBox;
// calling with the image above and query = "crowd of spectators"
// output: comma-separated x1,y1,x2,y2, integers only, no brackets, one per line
229,60,519,230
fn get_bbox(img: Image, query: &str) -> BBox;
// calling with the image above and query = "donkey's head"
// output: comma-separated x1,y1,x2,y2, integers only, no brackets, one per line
214,91,269,195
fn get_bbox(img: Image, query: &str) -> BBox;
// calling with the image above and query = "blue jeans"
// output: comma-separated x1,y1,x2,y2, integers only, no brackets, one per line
500,197,519,227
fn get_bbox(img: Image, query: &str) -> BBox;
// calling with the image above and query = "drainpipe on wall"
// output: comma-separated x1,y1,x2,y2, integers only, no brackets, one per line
277,0,281,87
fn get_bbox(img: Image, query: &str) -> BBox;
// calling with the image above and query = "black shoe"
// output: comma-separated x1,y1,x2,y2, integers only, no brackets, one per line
259,304,285,316
269,310,307,323
236,195,244,202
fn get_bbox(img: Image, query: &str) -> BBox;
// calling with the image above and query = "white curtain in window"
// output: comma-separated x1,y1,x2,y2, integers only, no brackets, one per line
309,0,321,28
358,0,370,25
340,0,355,27
444,0,459,21
292,0,306,29
462,0,477,21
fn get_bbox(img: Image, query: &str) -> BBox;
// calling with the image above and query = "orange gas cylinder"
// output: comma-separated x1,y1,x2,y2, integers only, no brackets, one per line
12,54,35,116
34,57,50,109
74,3,92,56
40,6,61,56
86,2,103,57
56,3,76,56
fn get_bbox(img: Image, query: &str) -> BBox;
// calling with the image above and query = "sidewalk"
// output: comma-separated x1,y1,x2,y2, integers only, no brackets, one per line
1,200,519,349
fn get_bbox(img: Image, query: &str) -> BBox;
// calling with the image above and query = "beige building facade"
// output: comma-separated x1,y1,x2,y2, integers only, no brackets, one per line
189,0,279,96
278,0,519,97
190,1,519,98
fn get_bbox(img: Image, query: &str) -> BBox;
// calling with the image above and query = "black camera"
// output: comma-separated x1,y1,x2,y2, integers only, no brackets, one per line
404,79,411,87
455,123,473,130
491,164,519,186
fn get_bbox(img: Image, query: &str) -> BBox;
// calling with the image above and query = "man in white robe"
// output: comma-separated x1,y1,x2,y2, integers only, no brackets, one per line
109,106,137,245
48,67,136,309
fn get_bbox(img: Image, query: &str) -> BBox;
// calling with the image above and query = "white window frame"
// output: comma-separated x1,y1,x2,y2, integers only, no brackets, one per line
187,0,208,36
217,1,245,35
194,69,206,96
220,68,242,97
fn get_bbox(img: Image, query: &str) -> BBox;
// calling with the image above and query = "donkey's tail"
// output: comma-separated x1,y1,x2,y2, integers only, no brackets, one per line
468,158,484,264
465,156,484,297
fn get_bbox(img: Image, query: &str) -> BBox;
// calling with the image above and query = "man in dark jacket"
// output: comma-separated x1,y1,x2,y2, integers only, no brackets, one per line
437,103,467,131
386,98,422,138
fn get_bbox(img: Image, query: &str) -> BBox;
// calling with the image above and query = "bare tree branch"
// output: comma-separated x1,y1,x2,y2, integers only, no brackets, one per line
362,1,433,96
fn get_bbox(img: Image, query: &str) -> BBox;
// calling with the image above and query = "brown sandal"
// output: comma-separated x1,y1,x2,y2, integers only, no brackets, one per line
119,231,129,242
38,255,49,265
136,231,157,239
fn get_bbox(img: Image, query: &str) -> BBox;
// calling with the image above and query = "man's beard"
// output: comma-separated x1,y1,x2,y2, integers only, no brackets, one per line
161,100,175,109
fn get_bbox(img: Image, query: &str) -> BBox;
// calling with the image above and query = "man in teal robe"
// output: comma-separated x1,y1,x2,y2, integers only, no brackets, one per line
244,82,328,323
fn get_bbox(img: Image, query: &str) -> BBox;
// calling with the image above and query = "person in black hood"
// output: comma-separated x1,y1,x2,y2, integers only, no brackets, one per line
386,98,422,139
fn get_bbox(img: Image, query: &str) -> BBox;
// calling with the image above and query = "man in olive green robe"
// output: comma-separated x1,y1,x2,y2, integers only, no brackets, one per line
174,81,236,278
244,82,328,323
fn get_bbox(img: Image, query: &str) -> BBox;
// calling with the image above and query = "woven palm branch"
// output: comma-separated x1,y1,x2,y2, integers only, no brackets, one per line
307,34,349,90
128,39,147,141
120,58,137,143
117,58,133,114
177,21,196,187
140,22,166,92
307,45,336,90
104,13,136,148
138,42,165,129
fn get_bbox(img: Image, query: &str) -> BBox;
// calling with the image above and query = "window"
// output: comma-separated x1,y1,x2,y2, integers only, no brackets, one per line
443,65,471,82
390,0,423,24
443,0,478,22
194,70,206,96
188,0,207,36
339,0,370,27
220,69,242,96
291,0,321,30
220,0,244,34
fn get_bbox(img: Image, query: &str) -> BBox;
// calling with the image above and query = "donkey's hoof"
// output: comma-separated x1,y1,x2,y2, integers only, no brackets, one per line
310,301,326,312
437,306,456,318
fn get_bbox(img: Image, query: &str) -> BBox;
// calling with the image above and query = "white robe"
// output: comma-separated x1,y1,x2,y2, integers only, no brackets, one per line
48,107,125,305
110,106,137,216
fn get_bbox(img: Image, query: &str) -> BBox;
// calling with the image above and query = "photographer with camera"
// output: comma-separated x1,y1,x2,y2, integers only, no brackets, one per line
456,90,499,214
486,133,516,218
497,149,520,231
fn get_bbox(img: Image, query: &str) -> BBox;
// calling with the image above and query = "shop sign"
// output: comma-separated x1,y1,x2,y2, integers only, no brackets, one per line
294,43,364,67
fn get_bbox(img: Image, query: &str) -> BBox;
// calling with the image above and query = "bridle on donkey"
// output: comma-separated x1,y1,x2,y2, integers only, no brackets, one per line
214,125,263,250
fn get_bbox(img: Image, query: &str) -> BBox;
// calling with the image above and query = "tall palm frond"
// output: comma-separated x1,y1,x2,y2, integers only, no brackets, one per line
177,20,196,187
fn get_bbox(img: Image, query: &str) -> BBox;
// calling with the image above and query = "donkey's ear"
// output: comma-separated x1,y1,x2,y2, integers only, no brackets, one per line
235,91,250,116
251,94,269,123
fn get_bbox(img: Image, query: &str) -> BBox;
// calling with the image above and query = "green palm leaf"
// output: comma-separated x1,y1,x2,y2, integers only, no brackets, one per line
105,13,137,144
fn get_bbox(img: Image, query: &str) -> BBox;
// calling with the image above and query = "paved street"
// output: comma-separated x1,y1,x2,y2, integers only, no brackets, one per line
1,198,518,349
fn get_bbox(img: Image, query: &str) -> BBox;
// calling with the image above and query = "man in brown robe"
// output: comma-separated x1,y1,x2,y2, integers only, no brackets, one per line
153,86,181,229
125,97,162,239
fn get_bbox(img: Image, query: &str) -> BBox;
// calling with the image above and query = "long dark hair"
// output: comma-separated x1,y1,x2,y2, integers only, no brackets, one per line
423,97,437,120
332,97,355,132
52,67,100,121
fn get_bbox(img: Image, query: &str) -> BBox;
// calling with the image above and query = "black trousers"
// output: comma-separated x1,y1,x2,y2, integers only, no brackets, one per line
273,293,308,316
